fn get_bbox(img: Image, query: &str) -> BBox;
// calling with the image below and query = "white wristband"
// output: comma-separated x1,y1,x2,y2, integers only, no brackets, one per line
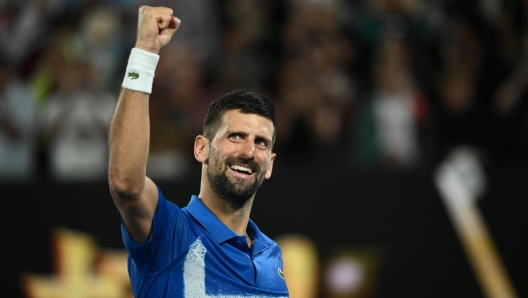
122,48,160,94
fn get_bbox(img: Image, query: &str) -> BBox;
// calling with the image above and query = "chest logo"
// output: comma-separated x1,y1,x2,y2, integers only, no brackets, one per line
278,268,285,279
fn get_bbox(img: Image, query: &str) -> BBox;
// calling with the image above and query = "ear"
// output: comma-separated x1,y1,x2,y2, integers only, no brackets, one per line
194,135,209,163
265,153,277,179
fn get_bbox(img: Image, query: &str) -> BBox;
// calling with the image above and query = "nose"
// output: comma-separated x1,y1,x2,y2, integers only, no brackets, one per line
240,139,255,159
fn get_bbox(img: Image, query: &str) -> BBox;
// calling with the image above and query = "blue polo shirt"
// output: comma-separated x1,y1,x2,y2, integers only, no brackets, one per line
120,187,289,297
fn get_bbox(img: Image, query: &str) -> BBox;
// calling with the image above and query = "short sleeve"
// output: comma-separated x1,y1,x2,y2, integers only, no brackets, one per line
120,186,190,274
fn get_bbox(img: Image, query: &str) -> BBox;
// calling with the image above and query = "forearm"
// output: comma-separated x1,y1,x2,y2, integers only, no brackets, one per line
108,88,150,196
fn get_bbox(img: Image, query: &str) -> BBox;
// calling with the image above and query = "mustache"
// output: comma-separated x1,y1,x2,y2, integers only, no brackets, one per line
225,156,261,173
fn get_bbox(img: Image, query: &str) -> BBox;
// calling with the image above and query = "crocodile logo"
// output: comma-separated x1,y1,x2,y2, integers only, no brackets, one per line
278,268,285,279
127,72,139,80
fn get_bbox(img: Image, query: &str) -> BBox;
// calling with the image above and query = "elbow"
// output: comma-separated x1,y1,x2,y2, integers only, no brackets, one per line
108,172,144,200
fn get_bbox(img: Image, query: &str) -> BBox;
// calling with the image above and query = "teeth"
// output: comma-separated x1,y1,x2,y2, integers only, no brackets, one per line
230,165,253,174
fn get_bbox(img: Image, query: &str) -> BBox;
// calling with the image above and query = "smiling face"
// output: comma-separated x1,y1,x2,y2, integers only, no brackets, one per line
199,109,276,209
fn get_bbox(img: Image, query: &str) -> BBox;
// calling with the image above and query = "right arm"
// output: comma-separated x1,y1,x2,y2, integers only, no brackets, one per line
108,6,180,243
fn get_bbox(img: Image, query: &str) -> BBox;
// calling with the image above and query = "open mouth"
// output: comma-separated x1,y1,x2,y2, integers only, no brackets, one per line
229,165,254,175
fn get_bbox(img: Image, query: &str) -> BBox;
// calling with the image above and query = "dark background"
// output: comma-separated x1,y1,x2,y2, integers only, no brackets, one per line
2,1,528,297
2,161,527,298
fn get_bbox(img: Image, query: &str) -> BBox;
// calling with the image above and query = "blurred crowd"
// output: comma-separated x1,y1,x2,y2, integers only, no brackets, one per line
1,0,528,183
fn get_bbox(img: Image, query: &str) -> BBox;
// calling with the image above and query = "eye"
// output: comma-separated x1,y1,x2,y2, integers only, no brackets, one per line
229,133,243,141
255,139,269,149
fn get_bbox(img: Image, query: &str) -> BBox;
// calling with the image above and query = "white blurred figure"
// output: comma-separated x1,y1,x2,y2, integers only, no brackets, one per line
354,37,426,168
80,5,124,92
0,59,37,181
40,59,115,182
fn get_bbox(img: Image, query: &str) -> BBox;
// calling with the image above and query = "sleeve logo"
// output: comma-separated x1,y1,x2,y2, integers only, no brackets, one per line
127,72,139,79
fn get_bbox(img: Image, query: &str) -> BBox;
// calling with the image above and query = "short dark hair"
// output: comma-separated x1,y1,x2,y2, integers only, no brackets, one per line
203,90,276,145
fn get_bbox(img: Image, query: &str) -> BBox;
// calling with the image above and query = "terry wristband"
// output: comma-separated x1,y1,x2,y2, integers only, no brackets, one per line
122,48,160,94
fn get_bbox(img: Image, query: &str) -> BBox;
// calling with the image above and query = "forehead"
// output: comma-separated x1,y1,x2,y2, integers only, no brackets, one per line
216,109,274,139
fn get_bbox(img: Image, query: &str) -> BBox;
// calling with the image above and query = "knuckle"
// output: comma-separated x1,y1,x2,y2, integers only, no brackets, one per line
138,6,151,18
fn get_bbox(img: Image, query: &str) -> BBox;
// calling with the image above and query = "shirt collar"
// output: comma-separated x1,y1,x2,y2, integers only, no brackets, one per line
247,218,272,255
185,195,238,244
185,195,272,253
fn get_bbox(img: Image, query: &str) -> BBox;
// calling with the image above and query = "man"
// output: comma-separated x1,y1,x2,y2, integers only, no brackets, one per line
108,6,289,297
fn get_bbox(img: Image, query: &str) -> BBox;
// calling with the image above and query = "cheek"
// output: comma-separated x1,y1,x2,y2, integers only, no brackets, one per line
214,140,238,156
207,147,222,167
260,154,272,171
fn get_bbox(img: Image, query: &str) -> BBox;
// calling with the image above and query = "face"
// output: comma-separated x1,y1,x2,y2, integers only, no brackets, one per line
201,109,276,209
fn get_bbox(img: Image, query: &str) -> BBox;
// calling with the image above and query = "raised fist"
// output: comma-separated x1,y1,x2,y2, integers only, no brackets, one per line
135,6,181,54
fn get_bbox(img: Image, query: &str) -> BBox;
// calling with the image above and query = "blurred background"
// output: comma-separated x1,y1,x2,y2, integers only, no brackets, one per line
1,0,528,297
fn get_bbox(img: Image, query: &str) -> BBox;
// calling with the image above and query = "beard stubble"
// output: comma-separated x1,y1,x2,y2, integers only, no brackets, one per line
207,153,266,210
